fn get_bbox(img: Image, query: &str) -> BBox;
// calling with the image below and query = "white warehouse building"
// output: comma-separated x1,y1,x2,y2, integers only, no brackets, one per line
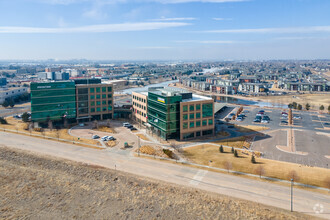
0,87,28,104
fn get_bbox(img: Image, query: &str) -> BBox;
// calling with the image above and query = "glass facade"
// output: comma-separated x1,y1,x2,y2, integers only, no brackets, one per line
31,82,76,122
147,91,182,140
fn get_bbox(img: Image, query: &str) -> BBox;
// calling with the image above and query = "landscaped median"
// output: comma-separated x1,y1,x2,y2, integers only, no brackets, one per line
183,144,330,190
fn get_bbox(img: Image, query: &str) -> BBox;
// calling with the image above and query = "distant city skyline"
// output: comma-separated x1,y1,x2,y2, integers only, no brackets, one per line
0,0,330,60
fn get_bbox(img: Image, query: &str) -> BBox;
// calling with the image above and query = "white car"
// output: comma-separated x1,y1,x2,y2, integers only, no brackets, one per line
101,136,108,141
293,116,302,119
123,122,131,127
261,119,269,123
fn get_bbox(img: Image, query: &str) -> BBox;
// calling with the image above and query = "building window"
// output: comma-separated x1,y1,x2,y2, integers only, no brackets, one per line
202,103,213,118
196,104,200,110
189,105,194,111
202,129,213,136
97,107,101,112
108,100,112,105
189,113,194,119
102,87,106,92
183,114,188,120
90,95,95,99
108,94,112,98
208,119,213,125
196,131,201,137
102,101,106,105
102,94,106,99
108,106,112,111
196,121,201,127
97,101,101,105
96,94,100,99
183,122,188,129
90,88,95,93
183,132,194,139
202,120,207,126
189,122,195,128
108,87,112,92
196,112,201,119
91,101,95,106
183,105,188,112
91,108,95,113
102,107,107,111
96,88,100,93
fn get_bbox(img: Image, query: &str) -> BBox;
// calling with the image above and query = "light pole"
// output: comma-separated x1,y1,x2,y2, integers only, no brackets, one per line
291,178,294,212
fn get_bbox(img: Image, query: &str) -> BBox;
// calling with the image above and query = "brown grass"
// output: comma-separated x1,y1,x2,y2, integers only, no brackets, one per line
136,134,150,141
216,131,230,137
235,125,268,133
93,126,116,133
0,117,99,146
212,136,252,148
105,140,117,147
184,144,330,188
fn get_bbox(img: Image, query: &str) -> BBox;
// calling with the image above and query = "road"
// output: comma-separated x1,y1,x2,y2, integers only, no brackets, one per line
0,131,329,219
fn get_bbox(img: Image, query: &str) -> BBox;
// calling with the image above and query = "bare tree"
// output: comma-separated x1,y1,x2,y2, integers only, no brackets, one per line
288,170,300,182
93,120,99,129
223,161,232,173
41,128,46,138
48,120,53,131
255,166,266,178
15,125,19,133
55,129,60,140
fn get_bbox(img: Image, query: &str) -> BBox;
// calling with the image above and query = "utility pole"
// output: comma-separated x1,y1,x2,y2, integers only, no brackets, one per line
138,136,140,156
291,178,293,212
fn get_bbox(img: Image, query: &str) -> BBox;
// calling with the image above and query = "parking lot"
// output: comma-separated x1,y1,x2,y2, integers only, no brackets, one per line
222,105,330,168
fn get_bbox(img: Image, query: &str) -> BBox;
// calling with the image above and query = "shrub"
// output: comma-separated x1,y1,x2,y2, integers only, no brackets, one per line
33,127,42,132
0,117,8,124
251,155,256,163
231,147,234,153
255,166,265,178
219,145,224,153
163,149,173,158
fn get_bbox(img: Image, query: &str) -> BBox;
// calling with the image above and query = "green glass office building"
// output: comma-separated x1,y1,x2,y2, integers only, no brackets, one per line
31,81,76,123
147,89,184,140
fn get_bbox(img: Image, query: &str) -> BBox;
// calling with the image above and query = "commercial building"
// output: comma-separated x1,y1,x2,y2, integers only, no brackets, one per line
147,87,214,140
180,94,214,140
132,91,148,124
30,79,114,125
75,82,113,122
0,87,28,104
30,81,76,124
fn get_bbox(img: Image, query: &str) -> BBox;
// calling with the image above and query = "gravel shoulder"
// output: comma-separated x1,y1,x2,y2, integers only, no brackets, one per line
0,146,318,220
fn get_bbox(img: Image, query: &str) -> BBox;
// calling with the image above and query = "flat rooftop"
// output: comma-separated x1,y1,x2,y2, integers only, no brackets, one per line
181,94,213,103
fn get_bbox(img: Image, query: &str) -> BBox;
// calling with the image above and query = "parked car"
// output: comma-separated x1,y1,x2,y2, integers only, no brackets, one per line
293,116,301,119
238,114,245,118
79,123,85,127
130,127,137,131
107,136,116,141
101,136,108,141
236,117,243,121
259,110,265,113
261,119,269,123
123,122,131,127
281,116,288,120
254,118,261,123
126,125,133,129
92,135,100,139
262,116,270,121
281,120,288,125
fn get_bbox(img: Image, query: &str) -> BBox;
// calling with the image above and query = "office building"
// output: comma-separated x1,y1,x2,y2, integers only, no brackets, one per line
0,87,28,104
0,77,7,86
30,81,76,124
147,87,214,140
75,82,113,122
132,91,148,124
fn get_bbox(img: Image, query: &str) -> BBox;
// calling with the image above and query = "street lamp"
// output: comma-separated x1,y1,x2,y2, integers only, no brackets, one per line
291,178,294,212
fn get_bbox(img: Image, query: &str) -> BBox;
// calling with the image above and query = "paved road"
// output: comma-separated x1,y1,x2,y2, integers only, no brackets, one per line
0,131,329,219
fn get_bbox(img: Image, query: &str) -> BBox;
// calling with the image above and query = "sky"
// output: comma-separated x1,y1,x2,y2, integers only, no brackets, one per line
0,0,330,61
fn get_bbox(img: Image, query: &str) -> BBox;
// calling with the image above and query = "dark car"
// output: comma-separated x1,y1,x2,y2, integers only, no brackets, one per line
126,125,133,129
253,118,261,123
281,121,288,124
130,127,137,131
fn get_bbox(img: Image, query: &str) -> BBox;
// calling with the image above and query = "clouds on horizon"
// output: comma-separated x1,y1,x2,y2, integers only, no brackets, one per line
0,22,190,33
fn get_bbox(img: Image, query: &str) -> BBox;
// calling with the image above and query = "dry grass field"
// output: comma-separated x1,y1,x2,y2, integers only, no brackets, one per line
0,146,314,219
136,133,150,141
184,144,330,189
212,136,253,148
93,126,116,133
234,125,269,133
254,94,330,110
0,117,99,146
